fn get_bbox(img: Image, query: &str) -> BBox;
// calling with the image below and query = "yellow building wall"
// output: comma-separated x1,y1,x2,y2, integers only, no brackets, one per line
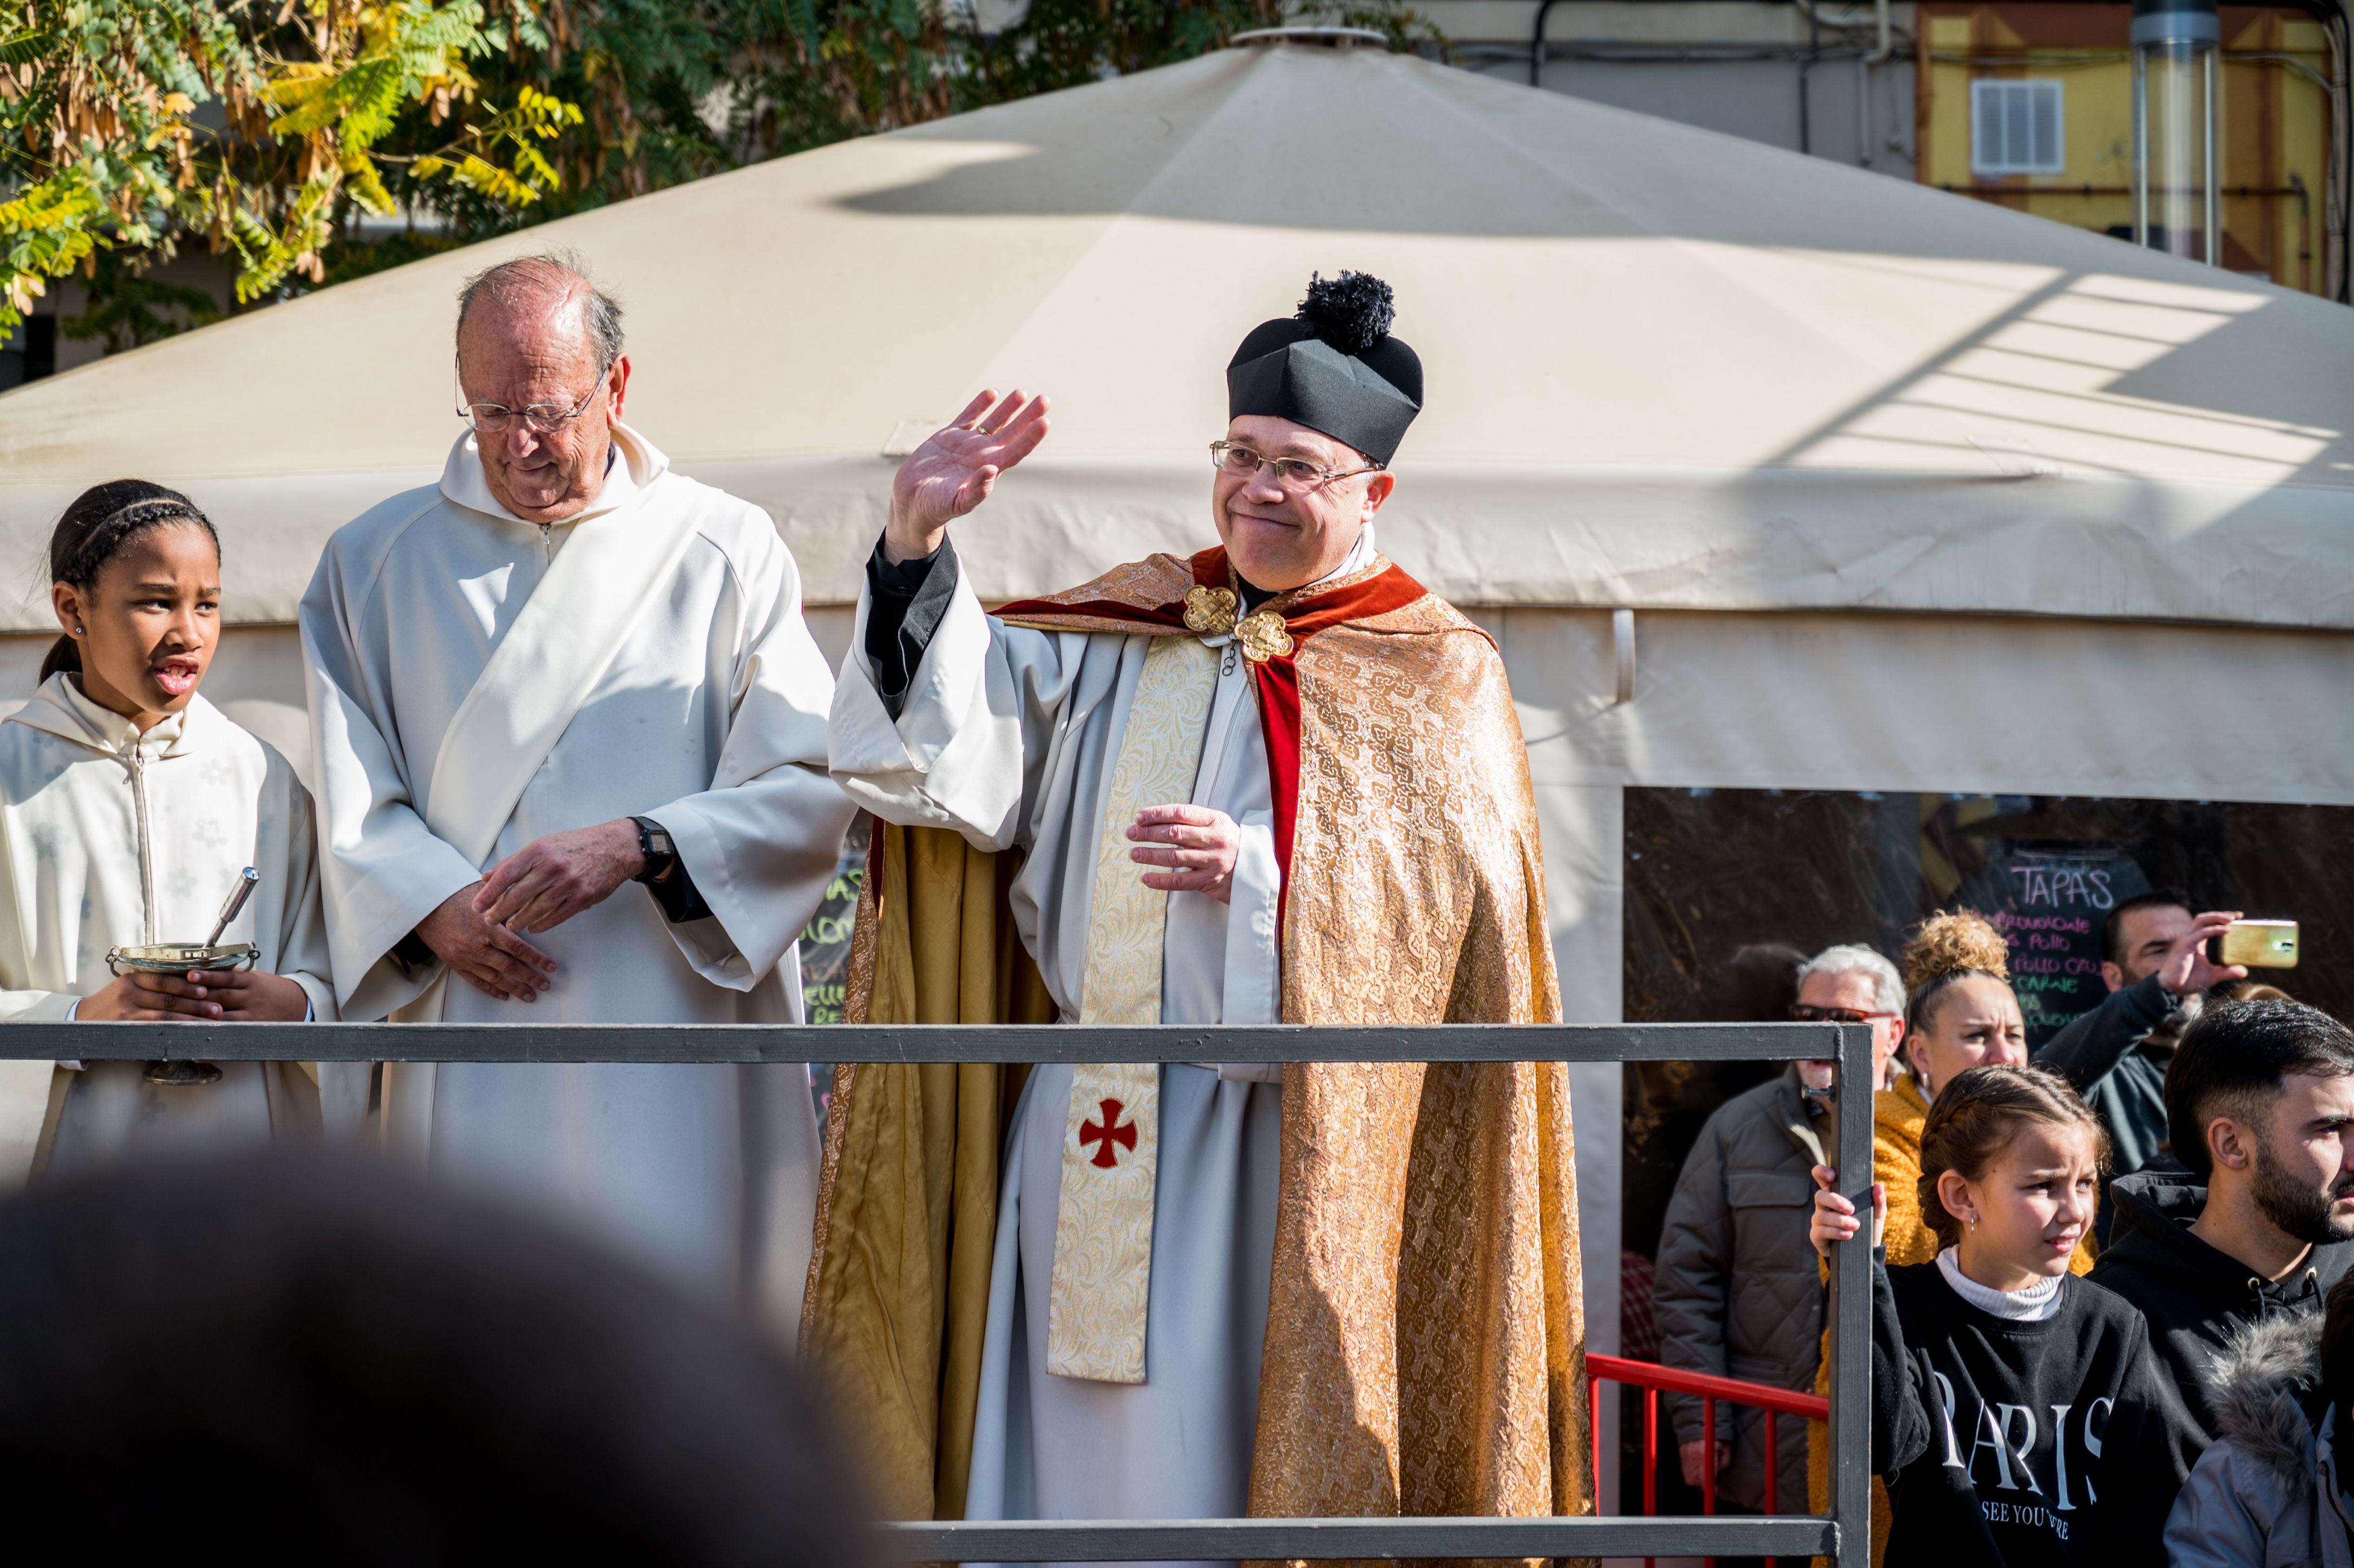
1917,5,2333,293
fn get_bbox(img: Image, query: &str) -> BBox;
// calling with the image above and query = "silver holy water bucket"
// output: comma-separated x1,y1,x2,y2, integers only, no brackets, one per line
103,942,257,1085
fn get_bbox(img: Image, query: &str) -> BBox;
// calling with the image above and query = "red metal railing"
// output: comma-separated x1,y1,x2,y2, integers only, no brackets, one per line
1585,1352,1832,1568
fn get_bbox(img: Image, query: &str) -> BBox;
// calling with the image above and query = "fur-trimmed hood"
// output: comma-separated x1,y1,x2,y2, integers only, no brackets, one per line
2206,1312,2326,1495
2165,1312,2354,1567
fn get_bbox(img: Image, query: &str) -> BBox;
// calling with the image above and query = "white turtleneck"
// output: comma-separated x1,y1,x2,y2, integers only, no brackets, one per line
1936,1246,2065,1321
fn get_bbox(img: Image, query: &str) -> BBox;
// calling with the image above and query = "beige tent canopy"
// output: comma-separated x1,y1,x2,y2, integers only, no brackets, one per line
2,40,2349,632
4,37,2349,1399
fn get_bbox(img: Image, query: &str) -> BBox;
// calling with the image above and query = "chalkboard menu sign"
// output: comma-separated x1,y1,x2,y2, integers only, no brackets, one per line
1961,851,2153,1045
797,814,871,1027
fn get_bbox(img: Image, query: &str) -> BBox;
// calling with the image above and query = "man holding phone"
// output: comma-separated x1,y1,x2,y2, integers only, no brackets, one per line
2035,891,2247,1240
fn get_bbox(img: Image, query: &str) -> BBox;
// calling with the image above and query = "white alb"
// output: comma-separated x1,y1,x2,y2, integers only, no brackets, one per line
299,424,855,1334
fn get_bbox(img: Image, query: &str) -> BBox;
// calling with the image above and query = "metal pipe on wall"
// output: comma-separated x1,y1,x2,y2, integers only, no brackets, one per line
1529,0,1563,86
2130,0,2223,262
1799,0,1821,153
1860,0,1895,165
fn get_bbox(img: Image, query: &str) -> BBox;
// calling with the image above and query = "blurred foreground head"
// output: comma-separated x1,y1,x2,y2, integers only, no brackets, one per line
0,1151,870,1565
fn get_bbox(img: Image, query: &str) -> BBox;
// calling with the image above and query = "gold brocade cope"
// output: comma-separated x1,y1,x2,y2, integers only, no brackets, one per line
1242,585,1587,1568
805,547,1591,1563
1050,632,1219,1383
799,819,1052,1522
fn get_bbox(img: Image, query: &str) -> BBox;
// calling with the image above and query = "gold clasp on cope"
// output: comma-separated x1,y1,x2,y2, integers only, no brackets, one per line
1182,586,1293,663
1183,586,1238,636
1233,610,1293,663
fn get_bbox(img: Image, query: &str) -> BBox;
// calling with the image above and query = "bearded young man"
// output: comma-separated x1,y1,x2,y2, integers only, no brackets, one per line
806,275,1586,1546
2090,998,2354,1445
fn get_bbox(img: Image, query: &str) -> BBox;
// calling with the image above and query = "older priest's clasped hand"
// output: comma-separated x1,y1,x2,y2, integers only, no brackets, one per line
412,821,649,1003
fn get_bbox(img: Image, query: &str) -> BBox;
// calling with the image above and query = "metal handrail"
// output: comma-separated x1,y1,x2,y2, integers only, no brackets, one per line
0,1018,1877,1563
1588,1352,1832,1418
1587,1353,1833,1568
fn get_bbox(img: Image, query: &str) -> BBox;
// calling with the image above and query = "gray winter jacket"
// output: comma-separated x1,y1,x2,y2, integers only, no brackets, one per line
2163,1313,2354,1567
1652,1065,1828,1512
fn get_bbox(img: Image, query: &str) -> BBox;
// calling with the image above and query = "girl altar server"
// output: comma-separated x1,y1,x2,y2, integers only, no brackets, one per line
1811,1063,2196,1565
0,481,334,1182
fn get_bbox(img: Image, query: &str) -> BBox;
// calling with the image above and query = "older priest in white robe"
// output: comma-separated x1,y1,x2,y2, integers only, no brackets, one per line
301,255,854,1330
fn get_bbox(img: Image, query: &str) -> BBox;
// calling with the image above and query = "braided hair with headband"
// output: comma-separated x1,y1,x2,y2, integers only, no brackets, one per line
42,481,220,683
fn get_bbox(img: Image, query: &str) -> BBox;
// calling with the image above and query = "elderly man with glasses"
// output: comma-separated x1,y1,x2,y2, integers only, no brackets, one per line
296,252,854,1335
810,273,1583,1546
1651,942,1903,1522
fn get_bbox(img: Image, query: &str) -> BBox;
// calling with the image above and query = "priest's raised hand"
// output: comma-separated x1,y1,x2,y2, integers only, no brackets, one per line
881,389,1051,564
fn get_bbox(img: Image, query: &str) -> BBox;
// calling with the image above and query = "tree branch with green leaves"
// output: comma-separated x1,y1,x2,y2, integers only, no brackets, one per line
0,0,582,339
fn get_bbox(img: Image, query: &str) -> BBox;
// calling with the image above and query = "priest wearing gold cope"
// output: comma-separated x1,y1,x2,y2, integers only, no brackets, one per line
809,274,1588,1551
299,255,855,1333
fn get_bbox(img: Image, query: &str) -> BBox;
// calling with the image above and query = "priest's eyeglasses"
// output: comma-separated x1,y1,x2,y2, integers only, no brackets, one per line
1209,441,1383,490
456,382,603,436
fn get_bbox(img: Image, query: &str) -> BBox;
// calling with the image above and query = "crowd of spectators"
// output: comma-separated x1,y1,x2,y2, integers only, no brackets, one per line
1646,890,2352,1564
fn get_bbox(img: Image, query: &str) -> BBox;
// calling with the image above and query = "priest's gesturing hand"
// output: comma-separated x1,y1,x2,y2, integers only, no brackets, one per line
882,389,1051,564
1127,804,1241,904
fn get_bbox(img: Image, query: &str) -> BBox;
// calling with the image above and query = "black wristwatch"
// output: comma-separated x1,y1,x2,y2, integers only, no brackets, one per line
631,816,677,884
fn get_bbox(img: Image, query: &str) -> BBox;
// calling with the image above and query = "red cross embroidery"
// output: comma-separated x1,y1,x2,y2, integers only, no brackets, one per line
1079,1097,1137,1169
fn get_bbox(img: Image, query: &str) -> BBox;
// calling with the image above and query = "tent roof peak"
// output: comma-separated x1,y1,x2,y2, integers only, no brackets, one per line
1226,25,1390,48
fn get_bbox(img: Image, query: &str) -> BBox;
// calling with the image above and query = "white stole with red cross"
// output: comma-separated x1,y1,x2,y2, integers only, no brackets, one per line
1044,632,1220,1384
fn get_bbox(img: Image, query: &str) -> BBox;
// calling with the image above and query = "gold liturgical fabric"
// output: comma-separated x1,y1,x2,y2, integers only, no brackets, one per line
806,550,1591,1560
798,821,1053,1522
1049,633,1218,1382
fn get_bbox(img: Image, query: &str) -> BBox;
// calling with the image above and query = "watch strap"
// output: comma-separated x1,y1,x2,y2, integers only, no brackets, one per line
630,816,675,884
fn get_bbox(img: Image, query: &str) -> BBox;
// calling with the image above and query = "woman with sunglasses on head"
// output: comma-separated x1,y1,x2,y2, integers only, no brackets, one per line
0,482,335,1183
1886,911,2087,1265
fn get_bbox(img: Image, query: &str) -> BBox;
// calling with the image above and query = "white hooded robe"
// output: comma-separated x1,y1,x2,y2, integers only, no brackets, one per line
0,675,336,1183
299,424,855,1331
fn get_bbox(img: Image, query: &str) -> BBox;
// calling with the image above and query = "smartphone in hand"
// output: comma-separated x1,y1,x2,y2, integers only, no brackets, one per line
2220,919,2299,969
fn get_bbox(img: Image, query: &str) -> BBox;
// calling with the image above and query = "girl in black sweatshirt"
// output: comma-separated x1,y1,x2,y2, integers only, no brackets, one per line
1810,1063,2198,1565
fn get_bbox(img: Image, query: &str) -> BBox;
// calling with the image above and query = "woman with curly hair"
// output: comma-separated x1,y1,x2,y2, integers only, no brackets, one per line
1881,912,2064,1263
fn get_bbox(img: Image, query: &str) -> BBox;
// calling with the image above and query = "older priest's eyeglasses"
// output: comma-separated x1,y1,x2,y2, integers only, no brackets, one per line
1209,440,1383,491
455,372,605,436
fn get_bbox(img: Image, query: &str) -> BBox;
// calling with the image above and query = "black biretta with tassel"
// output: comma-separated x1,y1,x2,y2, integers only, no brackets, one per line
1225,271,1423,466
